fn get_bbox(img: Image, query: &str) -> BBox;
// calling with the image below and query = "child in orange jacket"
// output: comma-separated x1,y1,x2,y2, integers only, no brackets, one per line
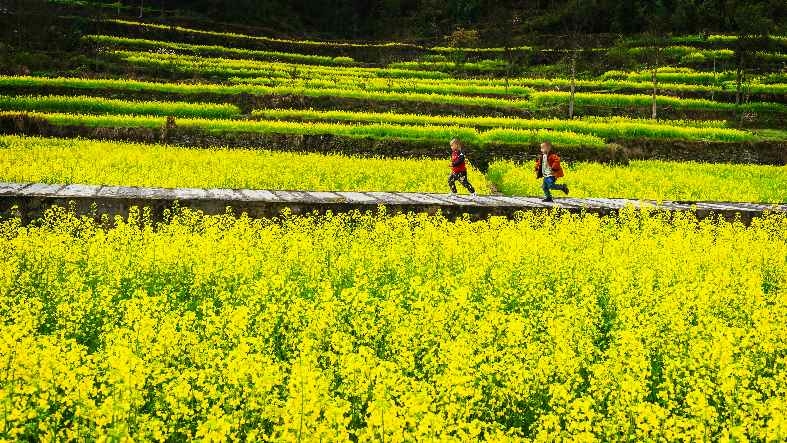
534,141,569,202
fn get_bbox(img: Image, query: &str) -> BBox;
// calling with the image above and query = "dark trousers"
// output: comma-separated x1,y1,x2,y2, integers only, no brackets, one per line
449,171,475,194
542,176,567,199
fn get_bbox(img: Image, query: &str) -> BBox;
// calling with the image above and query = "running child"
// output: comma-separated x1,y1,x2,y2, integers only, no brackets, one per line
448,138,477,197
534,141,569,202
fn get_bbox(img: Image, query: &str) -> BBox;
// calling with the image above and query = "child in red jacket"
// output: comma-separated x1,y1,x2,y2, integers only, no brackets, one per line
448,138,477,197
534,141,569,202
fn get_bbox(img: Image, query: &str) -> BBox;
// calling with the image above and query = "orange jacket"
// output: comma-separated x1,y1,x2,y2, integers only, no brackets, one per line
535,152,564,179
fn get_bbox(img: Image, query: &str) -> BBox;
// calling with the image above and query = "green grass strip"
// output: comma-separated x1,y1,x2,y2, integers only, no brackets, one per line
231,76,534,97
0,76,532,112
388,60,509,73
252,109,758,142
102,19,531,54
530,91,787,113
5,111,606,148
103,19,426,50
85,35,357,66
2,111,165,128
112,50,448,79
0,95,241,119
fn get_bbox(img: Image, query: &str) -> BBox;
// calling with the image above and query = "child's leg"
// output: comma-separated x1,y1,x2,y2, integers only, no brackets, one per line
553,180,568,193
542,176,554,199
459,172,476,194
448,173,458,193
543,176,567,197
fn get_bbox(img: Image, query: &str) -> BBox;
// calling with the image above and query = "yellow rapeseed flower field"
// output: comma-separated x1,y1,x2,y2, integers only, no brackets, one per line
1,208,786,441
0,136,489,194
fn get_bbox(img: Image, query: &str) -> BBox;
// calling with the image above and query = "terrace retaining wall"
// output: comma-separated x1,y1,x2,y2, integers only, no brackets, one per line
2,182,785,226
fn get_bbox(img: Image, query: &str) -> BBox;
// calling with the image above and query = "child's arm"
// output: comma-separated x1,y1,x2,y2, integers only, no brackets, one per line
550,154,562,172
451,153,465,167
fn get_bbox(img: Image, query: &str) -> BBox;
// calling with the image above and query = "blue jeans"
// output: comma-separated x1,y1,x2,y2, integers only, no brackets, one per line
542,176,567,199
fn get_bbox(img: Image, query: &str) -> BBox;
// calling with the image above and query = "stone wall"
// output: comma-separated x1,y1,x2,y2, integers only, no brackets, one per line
2,182,783,226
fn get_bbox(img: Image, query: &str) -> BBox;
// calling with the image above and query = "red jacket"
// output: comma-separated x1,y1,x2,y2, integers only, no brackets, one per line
451,150,467,174
535,153,564,178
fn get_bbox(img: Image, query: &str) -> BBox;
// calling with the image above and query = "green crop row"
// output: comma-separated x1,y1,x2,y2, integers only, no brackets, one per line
529,91,787,114
111,48,787,98
388,59,509,73
0,95,241,119
101,19,531,54
235,72,787,98
625,46,787,65
5,76,783,117
0,135,488,194
224,65,786,99
670,34,787,46
111,50,448,80
488,159,787,203
600,69,736,85
626,34,787,51
229,76,533,98
4,111,607,148
430,45,533,54
173,117,608,148
0,93,747,143
102,19,424,50
85,35,358,66
599,69,787,94
625,46,735,64
251,109,758,142
0,76,529,111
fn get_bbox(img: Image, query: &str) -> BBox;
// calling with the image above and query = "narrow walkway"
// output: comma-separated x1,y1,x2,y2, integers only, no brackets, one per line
1,182,785,224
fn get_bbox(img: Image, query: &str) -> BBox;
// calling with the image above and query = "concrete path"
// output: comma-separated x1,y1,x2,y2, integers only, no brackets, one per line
1,182,785,224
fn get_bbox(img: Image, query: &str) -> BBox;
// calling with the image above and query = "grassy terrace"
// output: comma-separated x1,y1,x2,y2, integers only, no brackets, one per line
0,76,534,111
527,91,786,114
101,19,425,50
233,73,787,98
599,69,787,94
5,76,784,118
623,46,787,65
0,95,241,119
99,18,532,55
388,60,510,74
84,35,359,66
0,135,489,194
108,49,787,98
4,112,608,148
0,95,762,145
488,160,787,203
251,109,759,142
229,76,536,97
111,50,448,80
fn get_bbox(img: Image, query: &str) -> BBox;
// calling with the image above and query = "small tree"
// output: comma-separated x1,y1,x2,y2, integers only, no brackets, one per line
486,9,524,94
642,1,671,120
444,27,479,78
647,36,664,120
727,2,774,125
562,0,593,119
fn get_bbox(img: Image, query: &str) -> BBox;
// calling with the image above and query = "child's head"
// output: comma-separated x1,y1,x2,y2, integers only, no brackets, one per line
540,141,552,154
450,137,462,151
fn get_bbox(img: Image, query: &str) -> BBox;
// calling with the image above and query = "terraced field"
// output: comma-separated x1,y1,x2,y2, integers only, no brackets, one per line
2,4,787,441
